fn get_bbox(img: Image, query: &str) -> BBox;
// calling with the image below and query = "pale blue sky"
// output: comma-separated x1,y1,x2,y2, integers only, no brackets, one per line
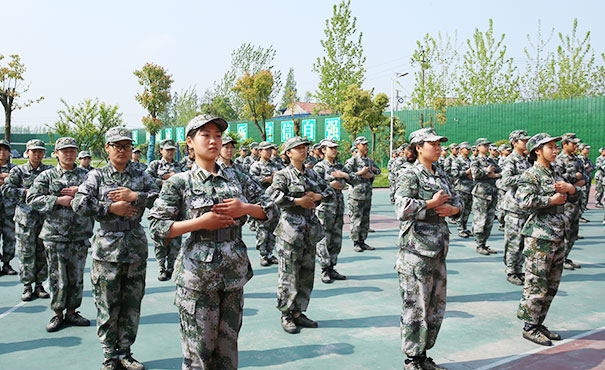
2,0,602,129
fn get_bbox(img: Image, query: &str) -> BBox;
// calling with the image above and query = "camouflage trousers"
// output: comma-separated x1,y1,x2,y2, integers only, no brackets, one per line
389,177,396,203
91,259,146,359
496,189,506,228
276,237,316,314
154,236,181,272
255,217,278,258
175,284,243,370
16,222,47,285
563,202,581,259
44,240,88,312
0,210,16,264
580,185,589,214
348,197,371,243
397,250,447,357
595,179,603,205
503,212,528,275
316,203,344,269
472,195,497,247
456,192,473,231
517,237,565,325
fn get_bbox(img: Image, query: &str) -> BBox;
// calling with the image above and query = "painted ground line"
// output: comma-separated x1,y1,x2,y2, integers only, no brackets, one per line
0,301,27,320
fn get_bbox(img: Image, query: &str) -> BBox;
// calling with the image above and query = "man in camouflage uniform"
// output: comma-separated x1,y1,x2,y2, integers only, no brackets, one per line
233,145,249,168
499,144,511,165
451,142,474,238
443,143,458,178
388,149,400,204
180,145,195,172
392,144,414,186
2,139,53,300
595,147,605,208
496,144,512,231
78,150,94,172
249,141,281,266
27,137,94,332
578,143,594,222
554,133,587,270
146,138,183,281
500,130,532,285
130,147,147,170
437,146,447,168
304,143,320,168
471,138,501,255
395,127,461,370
272,146,286,169
471,146,478,160
243,142,260,170
0,139,17,275
344,136,381,252
72,128,158,370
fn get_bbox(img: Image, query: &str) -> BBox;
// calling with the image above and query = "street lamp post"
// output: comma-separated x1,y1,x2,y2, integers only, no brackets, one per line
390,72,408,157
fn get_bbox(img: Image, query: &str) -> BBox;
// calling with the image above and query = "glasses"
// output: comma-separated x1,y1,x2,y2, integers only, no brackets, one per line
108,143,132,152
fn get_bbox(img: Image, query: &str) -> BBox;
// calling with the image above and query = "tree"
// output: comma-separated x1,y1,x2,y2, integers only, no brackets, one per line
367,93,390,159
171,87,200,127
313,0,366,112
49,98,124,160
456,19,520,105
232,70,276,141
280,68,299,109
521,20,555,101
0,54,44,141
133,62,173,163
339,84,372,141
200,94,238,121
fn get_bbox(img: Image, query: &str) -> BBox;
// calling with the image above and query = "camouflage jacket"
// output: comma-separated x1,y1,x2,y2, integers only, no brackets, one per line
26,164,94,242
272,156,286,170
516,162,579,242
148,163,277,292
313,158,360,209
0,162,17,213
343,155,381,200
451,155,474,194
78,164,95,173
130,161,148,171
179,156,195,172
268,164,334,246
71,161,159,263
243,155,259,170
500,151,531,214
216,159,246,175
595,156,605,181
471,155,501,200
304,155,319,168
146,158,183,187
554,152,587,202
249,158,281,190
579,154,595,181
233,155,247,168
443,154,457,177
395,161,461,258
392,158,414,186
1,161,53,225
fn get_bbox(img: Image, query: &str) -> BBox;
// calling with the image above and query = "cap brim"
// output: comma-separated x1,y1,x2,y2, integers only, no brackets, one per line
28,146,46,150
424,135,448,143
107,136,134,143
162,145,177,150
58,145,79,150
324,143,339,148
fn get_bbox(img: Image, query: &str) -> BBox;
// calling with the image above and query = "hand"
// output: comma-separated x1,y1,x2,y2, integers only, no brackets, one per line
305,163,313,169
362,172,373,179
372,167,380,173
574,180,586,187
487,165,496,173
295,193,317,209
55,195,73,207
162,171,176,180
357,166,370,176
487,172,501,178
549,193,567,205
109,201,139,217
331,170,349,179
431,190,450,207
211,198,249,219
264,175,274,184
194,212,235,231
554,181,573,194
465,168,472,175
108,187,138,203
435,204,459,217
329,180,343,190
575,172,583,180
60,186,79,197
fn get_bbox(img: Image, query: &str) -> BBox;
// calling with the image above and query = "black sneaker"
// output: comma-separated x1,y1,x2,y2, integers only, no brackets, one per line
65,311,90,326
368,228,376,232
321,269,333,284
259,257,271,267
507,274,523,286
101,358,120,370
292,313,318,328
595,203,604,209
120,354,145,370
464,230,473,237
268,255,278,265
281,314,299,334
46,315,64,332
353,244,364,253
522,327,552,346
34,284,50,299
421,356,447,370
486,246,497,254
579,217,589,223
458,230,469,238
2,263,17,275
329,268,346,280
361,243,375,251
404,358,424,370
538,325,561,340
22,284,35,301
166,269,173,279
577,235,584,239
567,260,581,269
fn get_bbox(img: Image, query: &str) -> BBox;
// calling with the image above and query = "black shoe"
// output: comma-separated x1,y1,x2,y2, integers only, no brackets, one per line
259,257,271,267
353,244,364,253
22,284,35,301
579,217,589,223
522,327,552,346
361,243,375,251
281,314,299,334
507,274,523,286
46,315,64,332
120,354,145,370
404,358,424,370
166,269,173,279
65,311,90,326
566,259,581,269
329,268,346,280
595,203,604,209
421,356,447,370
2,263,17,275
34,284,50,299
498,226,505,231
464,230,473,237
157,270,169,281
458,230,469,238
538,325,561,340
486,246,497,254
321,269,333,284
577,235,584,239
292,313,318,328
101,358,120,370
268,255,278,265
368,228,376,233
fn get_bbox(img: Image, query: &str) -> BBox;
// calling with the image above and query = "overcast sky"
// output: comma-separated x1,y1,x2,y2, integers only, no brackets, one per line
2,0,603,129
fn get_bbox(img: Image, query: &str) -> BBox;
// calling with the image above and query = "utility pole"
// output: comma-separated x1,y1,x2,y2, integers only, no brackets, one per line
390,72,408,158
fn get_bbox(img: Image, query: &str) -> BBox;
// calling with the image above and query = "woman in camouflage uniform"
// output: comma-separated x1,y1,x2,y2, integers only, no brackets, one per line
148,114,276,370
395,128,461,370
515,133,578,346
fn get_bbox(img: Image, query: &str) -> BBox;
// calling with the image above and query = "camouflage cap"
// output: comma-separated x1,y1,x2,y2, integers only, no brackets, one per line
78,150,91,159
475,138,490,146
561,132,581,144
0,139,11,149
409,127,447,144
311,143,322,150
471,146,477,151
105,127,133,144
353,136,369,145
55,137,78,150
509,129,531,142
489,144,498,150
600,147,605,153
350,146,358,153
527,133,561,154
160,139,177,150
239,145,249,151
320,138,339,148
26,139,46,151
281,136,310,154
133,147,142,153
498,144,511,151
222,135,236,146
458,142,471,150
249,142,259,149
258,141,277,150
578,143,591,150
448,143,458,150
399,143,409,151
185,114,228,137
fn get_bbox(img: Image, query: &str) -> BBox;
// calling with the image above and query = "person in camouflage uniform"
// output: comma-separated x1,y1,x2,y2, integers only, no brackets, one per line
26,137,94,332
515,133,579,346
148,115,276,370
78,150,94,172
443,143,458,179
387,149,399,204
594,147,605,208
395,128,461,370
437,146,447,169
0,139,17,275
577,143,594,222
72,128,159,370
496,144,512,231
344,136,381,252
500,130,532,286
272,147,286,169
147,138,183,281
451,142,474,238
314,138,360,284
130,147,147,170
243,142,260,170
471,138,502,255
304,143,320,169
218,136,246,174
180,145,196,172
268,136,333,334
554,133,587,270
471,146,478,160
2,139,53,301
392,144,415,186
233,145,249,168
250,141,281,266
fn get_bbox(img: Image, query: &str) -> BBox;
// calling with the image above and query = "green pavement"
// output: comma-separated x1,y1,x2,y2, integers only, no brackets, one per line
0,189,603,369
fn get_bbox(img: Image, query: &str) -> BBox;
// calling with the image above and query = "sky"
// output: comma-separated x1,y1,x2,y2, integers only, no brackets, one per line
2,0,603,129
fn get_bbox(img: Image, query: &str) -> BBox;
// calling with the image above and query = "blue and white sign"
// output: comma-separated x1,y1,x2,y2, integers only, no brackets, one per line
281,120,294,141
164,128,173,140
237,124,248,140
176,127,185,143
302,119,315,141
132,130,139,144
265,121,274,142
325,117,340,140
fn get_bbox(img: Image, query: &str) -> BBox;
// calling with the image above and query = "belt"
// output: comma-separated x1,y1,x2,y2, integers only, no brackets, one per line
100,220,139,232
288,208,315,217
194,227,241,242
422,213,443,224
536,205,564,215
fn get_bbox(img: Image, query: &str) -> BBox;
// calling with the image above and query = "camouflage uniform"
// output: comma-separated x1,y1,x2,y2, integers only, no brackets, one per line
0,157,17,268
594,151,605,207
471,139,501,251
77,150,94,173
387,155,397,203
27,157,94,313
243,153,259,171
180,156,195,172
148,114,277,370
395,128,461,362
443,152,457,179
451,150,474,233
72,128,159,361
233,153,247,169
578,149,594,214
2,143,53,286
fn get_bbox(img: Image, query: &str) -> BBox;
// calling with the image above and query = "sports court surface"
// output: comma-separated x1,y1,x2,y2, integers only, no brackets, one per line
1,188,604,369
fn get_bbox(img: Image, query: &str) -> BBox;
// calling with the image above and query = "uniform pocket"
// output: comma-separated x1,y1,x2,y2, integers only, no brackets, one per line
174,286,199,315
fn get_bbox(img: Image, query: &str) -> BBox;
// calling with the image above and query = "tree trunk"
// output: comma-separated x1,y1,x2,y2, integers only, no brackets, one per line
253,119,266,141
371,131,376,160
4,109,11,142
147,133,156,163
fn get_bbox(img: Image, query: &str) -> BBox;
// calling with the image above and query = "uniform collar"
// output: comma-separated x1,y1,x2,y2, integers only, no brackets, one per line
192,163,226,182
55,163,77,174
